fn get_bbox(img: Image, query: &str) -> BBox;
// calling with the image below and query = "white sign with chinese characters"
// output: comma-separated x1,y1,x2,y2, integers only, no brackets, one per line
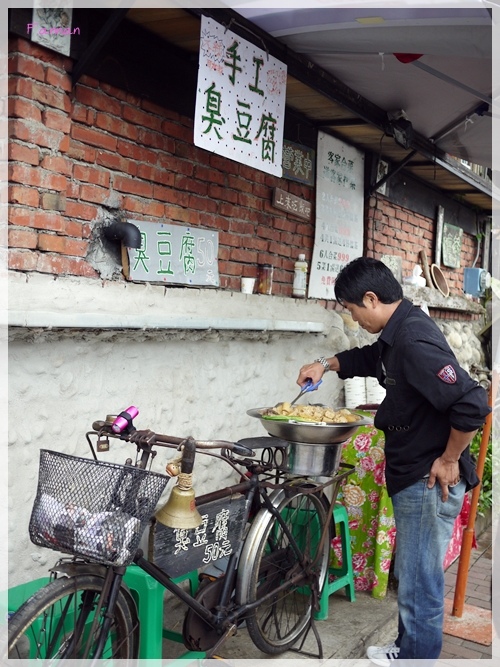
308,132,364,300
126,220,219,287
194,15,287,177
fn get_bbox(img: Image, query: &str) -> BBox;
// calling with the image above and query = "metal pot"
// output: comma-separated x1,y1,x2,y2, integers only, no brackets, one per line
280,440,344,476
246,407,372,445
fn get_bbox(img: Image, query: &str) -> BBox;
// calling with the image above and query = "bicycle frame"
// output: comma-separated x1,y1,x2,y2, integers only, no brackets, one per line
70,467,339,657
134,478,326,624
10,414,353,661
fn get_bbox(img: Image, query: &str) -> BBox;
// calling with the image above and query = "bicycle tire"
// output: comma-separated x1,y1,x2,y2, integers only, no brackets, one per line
7,574,138,660
238,488,331,654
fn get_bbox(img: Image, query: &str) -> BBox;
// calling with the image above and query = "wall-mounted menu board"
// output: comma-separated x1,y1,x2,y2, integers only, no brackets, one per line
442,223,463,269
308,132,364,300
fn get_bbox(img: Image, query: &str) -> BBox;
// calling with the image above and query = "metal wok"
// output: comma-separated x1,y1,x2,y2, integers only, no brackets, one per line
247,407,373,444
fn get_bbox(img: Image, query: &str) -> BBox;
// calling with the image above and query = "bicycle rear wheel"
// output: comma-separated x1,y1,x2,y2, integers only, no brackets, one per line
238,489,330,654
7,574,138,660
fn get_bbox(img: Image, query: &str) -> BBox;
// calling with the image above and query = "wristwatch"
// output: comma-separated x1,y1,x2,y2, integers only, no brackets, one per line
315,356,330,371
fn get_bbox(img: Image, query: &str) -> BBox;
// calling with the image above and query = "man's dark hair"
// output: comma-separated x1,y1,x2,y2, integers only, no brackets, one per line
334,257,403,306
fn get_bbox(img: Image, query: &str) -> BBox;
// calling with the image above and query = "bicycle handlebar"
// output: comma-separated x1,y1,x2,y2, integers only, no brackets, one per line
92,410,255,458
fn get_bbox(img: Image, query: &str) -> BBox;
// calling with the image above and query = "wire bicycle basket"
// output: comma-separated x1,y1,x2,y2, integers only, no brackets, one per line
29,449,170,567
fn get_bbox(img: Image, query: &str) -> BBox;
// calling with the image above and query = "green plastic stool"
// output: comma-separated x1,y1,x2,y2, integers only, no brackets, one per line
123,565,200,659
7,578,61,659
315,503,356,621
8,577,51,615
7,570,200,660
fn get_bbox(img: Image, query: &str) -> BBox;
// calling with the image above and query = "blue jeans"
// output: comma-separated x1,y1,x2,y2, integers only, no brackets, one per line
391,477,466,659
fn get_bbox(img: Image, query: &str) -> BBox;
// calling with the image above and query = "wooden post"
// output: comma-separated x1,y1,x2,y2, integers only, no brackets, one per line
451,377,495,617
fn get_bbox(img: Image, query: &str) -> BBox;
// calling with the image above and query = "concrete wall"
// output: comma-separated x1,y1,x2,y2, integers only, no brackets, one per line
8,272,489,586
8,272,350,585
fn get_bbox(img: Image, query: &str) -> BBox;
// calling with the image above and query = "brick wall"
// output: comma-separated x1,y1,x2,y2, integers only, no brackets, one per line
365,196,479,295
364,196,484,322
8,36,481,308
8,36,316,295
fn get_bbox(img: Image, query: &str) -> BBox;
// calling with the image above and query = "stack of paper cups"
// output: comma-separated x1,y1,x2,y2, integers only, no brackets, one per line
344,376,366,409
366,376,386,404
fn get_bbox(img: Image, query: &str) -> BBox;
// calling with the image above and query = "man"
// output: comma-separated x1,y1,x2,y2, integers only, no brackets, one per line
297,257,490,664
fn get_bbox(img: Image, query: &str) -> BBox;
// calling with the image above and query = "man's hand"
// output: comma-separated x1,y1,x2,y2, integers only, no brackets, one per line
427,427,476,501
427,456,461,502
297,356,339,386
297,362,325,387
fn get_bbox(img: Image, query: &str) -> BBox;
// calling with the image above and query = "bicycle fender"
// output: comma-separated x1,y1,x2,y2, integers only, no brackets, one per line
235,487,286,604
50,561,109,578
235,481,327,605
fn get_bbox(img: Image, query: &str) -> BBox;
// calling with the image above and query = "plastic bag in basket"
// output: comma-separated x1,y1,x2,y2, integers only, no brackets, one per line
31,493,141,566
75,510,141,566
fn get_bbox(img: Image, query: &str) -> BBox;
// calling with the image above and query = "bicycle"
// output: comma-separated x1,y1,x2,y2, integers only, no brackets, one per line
7,406,353,661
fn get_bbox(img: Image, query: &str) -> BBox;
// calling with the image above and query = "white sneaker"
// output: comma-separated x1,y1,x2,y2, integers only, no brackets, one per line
366,642,400,667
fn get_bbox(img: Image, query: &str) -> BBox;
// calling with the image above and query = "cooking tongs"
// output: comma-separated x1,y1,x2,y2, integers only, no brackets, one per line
290,378,322,406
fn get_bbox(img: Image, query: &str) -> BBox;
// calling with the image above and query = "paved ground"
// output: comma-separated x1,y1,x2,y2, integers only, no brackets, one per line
162,520,496,664
440,521,494,661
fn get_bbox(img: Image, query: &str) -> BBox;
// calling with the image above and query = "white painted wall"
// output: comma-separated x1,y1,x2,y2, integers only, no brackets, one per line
8,273,487,587
8,273,349,585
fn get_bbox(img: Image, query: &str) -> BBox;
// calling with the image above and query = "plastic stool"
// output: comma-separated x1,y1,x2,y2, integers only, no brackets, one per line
7,570,200,660
315,503,355,621
8,577,51,614
123,565,199,659
6,578,60,659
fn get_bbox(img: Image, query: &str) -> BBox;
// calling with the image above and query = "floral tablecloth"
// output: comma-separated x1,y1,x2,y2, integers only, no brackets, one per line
443,490,476,569
332,413,396,599
331,411,475,598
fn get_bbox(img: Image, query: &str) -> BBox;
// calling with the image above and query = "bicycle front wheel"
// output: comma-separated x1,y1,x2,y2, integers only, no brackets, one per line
7,574,138,660
238,489,331,654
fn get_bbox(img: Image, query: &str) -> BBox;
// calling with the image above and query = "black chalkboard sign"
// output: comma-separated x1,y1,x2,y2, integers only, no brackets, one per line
152,494,249,578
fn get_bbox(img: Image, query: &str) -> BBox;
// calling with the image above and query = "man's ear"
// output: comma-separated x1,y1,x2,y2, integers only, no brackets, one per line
363,291,379,308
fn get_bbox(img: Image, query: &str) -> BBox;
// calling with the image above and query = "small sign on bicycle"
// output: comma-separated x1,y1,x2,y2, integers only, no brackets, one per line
152,494,249,578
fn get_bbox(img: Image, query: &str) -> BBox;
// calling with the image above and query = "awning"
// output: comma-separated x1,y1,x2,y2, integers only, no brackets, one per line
234,5,492,168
